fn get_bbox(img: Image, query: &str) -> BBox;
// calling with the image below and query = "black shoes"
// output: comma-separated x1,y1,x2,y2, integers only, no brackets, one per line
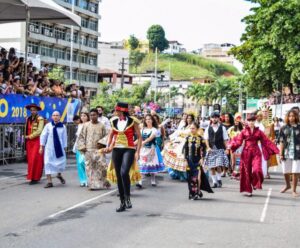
57,175,66,184
212,183,218,188
44,182,53,188
29,180,38,185
217,180,222,188
116,200,126,212
125,197,132,209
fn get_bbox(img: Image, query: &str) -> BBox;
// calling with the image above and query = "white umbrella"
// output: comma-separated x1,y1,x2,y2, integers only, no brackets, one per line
0,0,81,78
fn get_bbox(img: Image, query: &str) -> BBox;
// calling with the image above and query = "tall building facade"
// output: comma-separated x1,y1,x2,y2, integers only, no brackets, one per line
0,0,101,96
200,43,235,65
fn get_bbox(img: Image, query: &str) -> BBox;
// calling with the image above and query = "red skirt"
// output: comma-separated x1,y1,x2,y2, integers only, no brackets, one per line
26,138,44,181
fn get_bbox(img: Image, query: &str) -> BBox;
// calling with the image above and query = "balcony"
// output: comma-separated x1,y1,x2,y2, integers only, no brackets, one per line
54,0,101,19
29,32,56,44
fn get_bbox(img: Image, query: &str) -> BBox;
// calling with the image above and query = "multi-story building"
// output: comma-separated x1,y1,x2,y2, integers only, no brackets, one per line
0,0,101,97
164,41,185,55
200,43,235,65
98,41,129,72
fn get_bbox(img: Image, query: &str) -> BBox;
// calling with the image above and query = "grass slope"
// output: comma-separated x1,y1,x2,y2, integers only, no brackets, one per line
132,53,240,80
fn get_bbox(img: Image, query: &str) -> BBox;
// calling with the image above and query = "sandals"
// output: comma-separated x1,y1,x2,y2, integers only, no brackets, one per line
44,182,53,188
57,175,66,184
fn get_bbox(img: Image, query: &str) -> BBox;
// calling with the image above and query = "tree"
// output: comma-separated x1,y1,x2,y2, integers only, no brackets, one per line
128,35,139,50
129,51,145,73
147,25,169,52
91,82,151,113
231,0,300,97
48,66,65,81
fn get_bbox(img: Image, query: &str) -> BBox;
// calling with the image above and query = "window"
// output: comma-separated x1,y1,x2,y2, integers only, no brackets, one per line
73,33,78,43
88,56,97,65
78,0,88,9
88,72,97,83
89,19,97,31
79,54,87,64
28,42,39,54
89,2,98,13
55,28,66,40
81,18,89,28
29,22,40,33
88,37,97,48
72,52,78,62
78,71,87,81
54,48,65,59
40,44,53,57
80,35,87,46
41,23,54,37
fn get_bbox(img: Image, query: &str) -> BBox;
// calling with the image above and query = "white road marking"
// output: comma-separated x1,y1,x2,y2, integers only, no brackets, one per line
260,188,272,223
0,174,26,181
48,189,117,218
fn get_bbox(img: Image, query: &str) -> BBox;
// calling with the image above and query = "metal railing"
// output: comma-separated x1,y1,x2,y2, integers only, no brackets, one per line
0,124,77,165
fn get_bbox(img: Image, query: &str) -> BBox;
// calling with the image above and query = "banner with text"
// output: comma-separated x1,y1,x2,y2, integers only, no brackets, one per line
0,95,81,124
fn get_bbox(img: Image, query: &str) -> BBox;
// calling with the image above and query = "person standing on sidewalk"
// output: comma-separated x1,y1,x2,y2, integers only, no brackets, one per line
77,109,110,190
279,110,300,197
25,103,44,185
204,111,229,188
40,111,67,188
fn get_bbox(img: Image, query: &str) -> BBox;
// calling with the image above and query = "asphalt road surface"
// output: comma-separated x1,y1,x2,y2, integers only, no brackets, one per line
1,159,299,248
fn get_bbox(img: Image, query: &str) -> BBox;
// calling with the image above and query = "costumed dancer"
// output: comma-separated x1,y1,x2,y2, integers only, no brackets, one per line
255,111,268,178
73,112,89,187
227,113,244,179
279,110,300,197
222,113,234,177
40,111,67,188
204,111,229,188
77,109,110,190
25,103,44,185
261,106,278,178
183,122,213,200
163,114,195,181
138,114,165,187
152,114,165,151
105,102,142,212
228,114,279,197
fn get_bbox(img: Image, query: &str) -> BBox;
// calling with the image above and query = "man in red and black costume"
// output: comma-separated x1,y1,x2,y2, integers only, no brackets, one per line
25,103,45,185
105,102,142,212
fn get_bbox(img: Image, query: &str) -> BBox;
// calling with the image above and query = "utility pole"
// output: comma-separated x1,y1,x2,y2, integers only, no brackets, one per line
154,47,158,102
119,58,127,89
238,81,243,114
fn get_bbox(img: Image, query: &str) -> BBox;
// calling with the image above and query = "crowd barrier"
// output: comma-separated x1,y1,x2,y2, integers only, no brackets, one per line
0,124,77,165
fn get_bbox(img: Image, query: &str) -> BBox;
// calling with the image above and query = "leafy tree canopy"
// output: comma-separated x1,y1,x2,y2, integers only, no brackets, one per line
231,0,300,97
147,25,169,52
128,35,139,50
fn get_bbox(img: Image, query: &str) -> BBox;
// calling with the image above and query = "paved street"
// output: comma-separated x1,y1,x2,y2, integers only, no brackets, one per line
0,159,299,248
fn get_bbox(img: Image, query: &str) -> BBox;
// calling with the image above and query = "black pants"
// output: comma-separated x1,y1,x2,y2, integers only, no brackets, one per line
112,148,135,200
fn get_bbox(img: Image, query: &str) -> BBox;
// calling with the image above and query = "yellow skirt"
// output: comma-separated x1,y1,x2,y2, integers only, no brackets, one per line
268,154,278,167
107,160,141,184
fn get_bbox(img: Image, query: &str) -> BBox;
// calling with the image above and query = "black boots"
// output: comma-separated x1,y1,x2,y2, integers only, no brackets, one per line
116,196,132,212
116,200,126,212
125,196,132,209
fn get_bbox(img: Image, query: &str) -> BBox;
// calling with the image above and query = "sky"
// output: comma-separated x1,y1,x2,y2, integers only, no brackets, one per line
100,0,254,51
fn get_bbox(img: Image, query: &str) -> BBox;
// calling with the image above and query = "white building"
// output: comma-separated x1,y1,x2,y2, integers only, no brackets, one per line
0,0,101,96
164,41,184,55
98,41,129,73
200,43,235,65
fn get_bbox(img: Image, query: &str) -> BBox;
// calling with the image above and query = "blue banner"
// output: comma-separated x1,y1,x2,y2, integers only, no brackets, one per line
0,95,81,124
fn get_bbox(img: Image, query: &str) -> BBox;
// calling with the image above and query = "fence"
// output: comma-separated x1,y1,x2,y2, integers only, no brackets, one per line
0,123,77,165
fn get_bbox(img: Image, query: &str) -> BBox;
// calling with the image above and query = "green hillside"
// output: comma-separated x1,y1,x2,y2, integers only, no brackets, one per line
131,53,240,80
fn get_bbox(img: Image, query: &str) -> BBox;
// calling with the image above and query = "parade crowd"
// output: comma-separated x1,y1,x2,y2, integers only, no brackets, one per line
0,47,85,100
24,102,300,212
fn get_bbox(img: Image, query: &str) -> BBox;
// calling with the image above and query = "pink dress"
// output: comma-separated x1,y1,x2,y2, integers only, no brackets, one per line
229,127,279,193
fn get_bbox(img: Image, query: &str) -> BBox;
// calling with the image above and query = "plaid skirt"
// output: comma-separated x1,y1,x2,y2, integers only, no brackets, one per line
204,148,229,169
